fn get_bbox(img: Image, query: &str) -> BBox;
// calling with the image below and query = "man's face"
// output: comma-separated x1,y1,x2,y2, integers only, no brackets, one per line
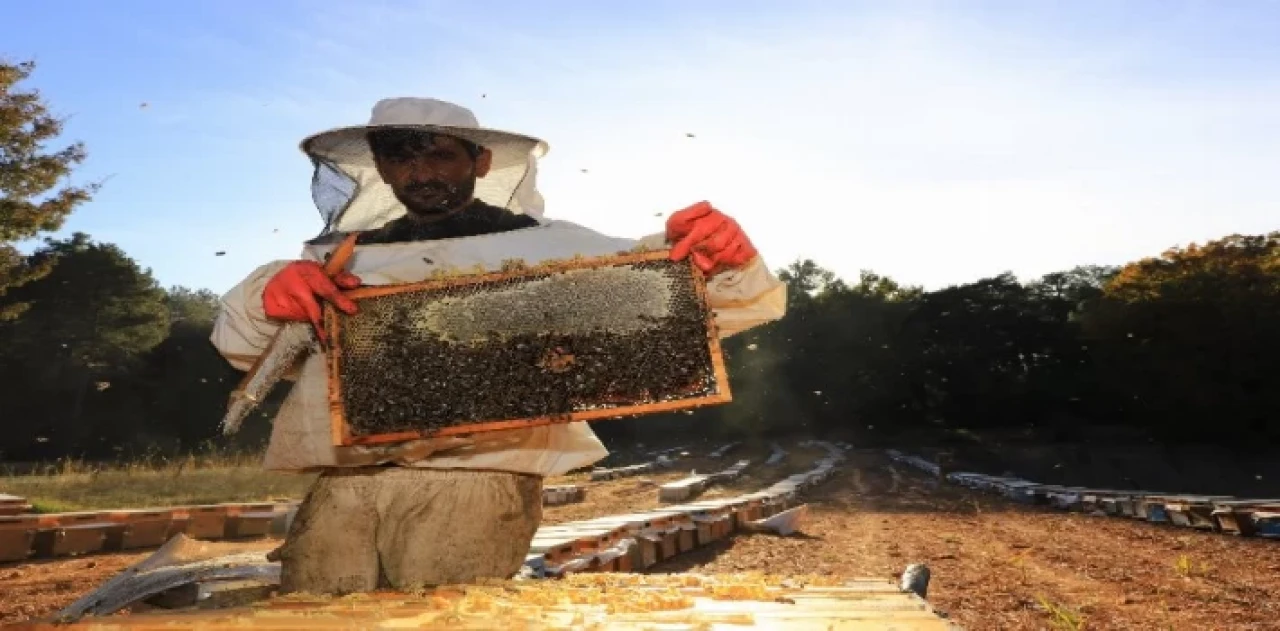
370,130,493,218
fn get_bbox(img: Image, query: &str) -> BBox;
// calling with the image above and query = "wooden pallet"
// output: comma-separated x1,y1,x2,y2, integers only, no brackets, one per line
908,450,1280,541
0,493,32,516
0,502,299,563
35,574,962,630
1212,500,1280,536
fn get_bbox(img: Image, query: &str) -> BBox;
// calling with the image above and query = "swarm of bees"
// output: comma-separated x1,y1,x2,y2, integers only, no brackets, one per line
334,258,717,438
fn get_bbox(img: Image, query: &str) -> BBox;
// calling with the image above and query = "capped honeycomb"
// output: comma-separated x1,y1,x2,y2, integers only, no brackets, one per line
325,251,730,445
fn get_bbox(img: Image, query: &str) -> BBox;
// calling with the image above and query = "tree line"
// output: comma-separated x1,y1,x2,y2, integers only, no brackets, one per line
641,234,1279,449
3,59,1277,461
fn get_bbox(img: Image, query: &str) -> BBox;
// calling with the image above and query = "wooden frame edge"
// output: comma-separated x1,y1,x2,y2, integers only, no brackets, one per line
342,249,675,301
324,304,351,447
324,249,732,447
692,254,734,406
343,391,734,446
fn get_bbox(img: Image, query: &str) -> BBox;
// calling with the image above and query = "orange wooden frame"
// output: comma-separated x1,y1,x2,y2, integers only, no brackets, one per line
323,250,732,447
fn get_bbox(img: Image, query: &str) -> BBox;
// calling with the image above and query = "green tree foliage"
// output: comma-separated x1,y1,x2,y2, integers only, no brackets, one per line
0,60,98,319
129,287,246,451
0,234,169,458
1080,233,1280,440
1,225,1277,461
604,235,1277,449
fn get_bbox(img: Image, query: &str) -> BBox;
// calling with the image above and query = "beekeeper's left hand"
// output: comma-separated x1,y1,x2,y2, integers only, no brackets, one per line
666,201,758,274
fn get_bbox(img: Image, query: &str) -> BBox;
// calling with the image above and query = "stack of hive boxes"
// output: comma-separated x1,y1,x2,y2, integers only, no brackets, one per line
526,443,846,577
0,502,298,563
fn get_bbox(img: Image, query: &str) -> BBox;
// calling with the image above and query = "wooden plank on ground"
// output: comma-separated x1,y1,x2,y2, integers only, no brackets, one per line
659,474,711,502
38,574,961,630
0,514,43,562
0,493,32,516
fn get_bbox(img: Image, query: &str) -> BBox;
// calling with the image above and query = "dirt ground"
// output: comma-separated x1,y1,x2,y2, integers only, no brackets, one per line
4,446,1279,629
652,450,1280,630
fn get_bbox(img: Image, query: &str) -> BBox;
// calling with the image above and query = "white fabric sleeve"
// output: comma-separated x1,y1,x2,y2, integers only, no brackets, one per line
209,260,292,372
635,232,787,338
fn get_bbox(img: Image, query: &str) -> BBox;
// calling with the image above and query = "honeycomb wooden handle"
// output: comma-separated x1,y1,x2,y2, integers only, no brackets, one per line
323,233,360,276
222,232,360,434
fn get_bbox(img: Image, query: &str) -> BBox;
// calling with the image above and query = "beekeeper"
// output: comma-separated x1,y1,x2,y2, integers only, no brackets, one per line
210,97,786,595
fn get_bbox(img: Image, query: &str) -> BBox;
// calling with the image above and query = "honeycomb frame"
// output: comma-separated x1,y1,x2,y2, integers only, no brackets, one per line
322,250,731,447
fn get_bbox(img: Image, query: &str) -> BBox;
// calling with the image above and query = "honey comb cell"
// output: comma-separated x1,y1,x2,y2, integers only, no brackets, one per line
324,251,730,445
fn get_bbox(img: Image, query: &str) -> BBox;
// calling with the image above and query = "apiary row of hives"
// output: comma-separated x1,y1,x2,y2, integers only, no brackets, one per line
45,444,844,622
888,450,1280,539
34,571,962,630
657,459,752,503
0,502,297,564
0,484,592,565
524,443,847,577
38,443,957,631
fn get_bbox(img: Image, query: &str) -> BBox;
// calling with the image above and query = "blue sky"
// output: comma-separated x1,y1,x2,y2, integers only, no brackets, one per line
7,0,1280,294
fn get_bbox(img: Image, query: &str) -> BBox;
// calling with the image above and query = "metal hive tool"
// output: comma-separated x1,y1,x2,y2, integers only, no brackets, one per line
323,250,731,446
219,234,360,435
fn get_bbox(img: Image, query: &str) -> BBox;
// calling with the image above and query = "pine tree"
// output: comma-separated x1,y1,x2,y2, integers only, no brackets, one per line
0,59,98,319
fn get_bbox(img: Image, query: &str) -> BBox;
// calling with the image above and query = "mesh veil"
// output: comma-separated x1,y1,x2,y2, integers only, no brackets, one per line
302,122,549,236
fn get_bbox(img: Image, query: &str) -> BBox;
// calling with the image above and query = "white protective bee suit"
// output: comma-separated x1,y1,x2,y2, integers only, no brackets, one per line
210,98,786,593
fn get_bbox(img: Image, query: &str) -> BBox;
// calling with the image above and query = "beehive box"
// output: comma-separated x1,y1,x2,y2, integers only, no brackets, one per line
1212,500,1280,536
32,512,114,558
176,505,230,540
0,493,32,516
323,251,731,446
1254,511,1280,538
1162,496,1226,530
224,503,279,539
0,514,44,562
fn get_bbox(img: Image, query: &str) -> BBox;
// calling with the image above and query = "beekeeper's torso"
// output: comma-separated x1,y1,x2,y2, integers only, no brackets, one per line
265,218,659,475
209,99,787,476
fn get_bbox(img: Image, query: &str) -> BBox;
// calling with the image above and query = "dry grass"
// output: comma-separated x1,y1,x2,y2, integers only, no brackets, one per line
0,443,702,514
0,454,315,512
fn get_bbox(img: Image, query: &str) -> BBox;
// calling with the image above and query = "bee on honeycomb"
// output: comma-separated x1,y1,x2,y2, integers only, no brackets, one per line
333,258,719,437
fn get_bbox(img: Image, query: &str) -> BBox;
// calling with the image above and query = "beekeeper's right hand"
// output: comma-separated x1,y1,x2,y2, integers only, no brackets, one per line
262,261,362,340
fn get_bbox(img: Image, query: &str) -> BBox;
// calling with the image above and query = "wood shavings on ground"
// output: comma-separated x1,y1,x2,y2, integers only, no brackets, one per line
29,572,957,630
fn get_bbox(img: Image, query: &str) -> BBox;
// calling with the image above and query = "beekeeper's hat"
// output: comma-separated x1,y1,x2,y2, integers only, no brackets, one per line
301,97,549,235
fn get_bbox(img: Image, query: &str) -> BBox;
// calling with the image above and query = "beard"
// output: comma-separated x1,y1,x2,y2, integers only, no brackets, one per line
397,177,477,218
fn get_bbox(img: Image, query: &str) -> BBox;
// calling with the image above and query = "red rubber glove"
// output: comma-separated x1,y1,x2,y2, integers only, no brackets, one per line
666,201,758,274
262,261,362,342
